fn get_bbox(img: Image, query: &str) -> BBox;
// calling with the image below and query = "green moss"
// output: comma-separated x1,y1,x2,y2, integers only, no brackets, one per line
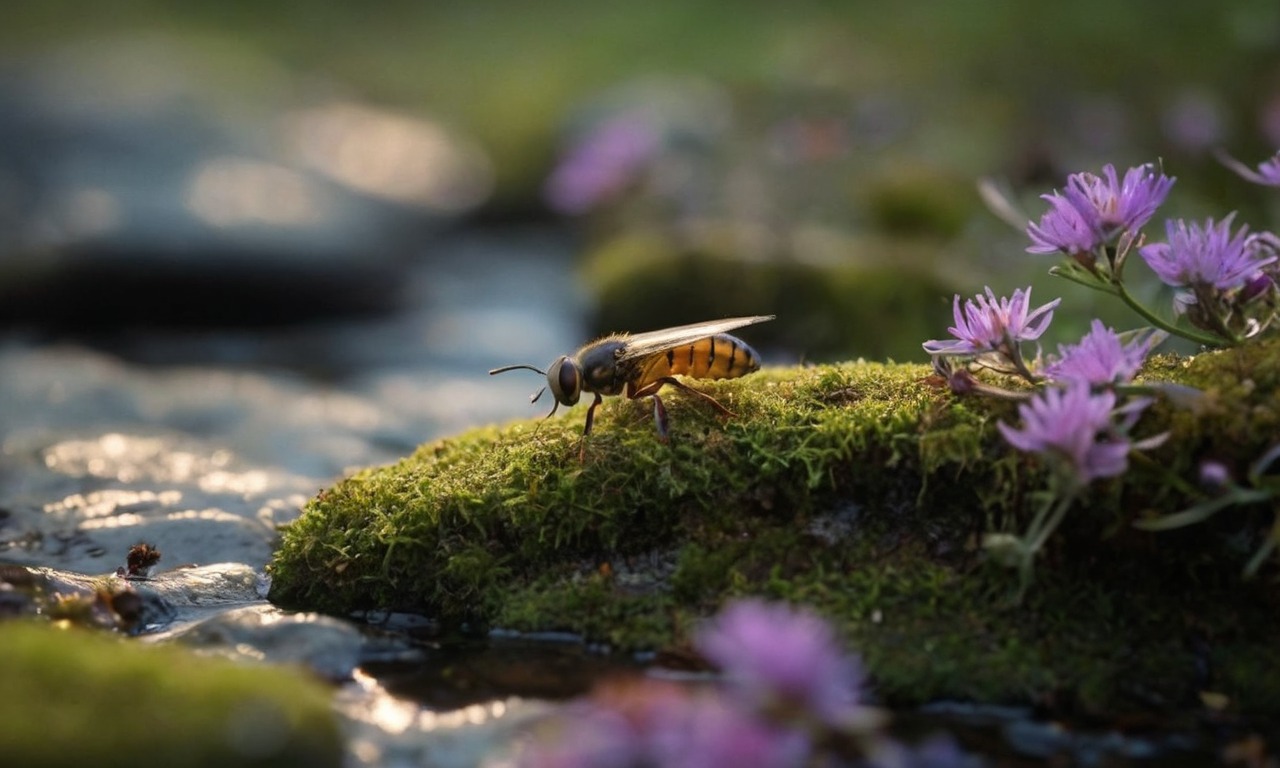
497,572,678,650
0,621,341,768
270,337,1280,716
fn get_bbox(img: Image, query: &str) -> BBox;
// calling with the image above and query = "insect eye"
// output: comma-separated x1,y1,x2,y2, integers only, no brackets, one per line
557,359,581,404
547,357,581,406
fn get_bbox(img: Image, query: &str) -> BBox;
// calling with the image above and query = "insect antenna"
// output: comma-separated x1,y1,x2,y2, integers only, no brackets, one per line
489,364,547,376
489,364,555,414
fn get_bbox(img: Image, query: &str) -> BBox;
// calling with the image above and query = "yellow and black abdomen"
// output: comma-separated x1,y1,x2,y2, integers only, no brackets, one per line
636,333,760,386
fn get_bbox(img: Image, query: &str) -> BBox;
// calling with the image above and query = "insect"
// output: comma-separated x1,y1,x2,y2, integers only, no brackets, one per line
490,315,773,456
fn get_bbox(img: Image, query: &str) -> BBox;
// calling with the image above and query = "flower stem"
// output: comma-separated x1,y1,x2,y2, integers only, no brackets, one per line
1113,281,1229,347
1014,488,1077,599
1025,491,1076,554
1048,265,1119,295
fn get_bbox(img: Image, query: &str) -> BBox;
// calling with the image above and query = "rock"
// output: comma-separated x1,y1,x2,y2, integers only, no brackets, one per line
154,603,373,681
0,35,492,329
0,563,175,631
0,561,270,631
580,231,959,362
270,339,1280,716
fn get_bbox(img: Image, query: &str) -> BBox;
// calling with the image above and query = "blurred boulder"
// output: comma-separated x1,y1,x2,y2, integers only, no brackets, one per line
0,36,493,329
582,229,958,363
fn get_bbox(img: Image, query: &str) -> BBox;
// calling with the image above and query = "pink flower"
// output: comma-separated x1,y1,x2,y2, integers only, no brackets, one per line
1027,163,1174,255
544,115,661,214
1199,460,1231,488
922,287,1059,357
1068,163,1175,234
1138,215,1279,292
1042,321,1165,386
997,384,1156,486
515,704,641,768
695,599,865,727
1027,187,1107,255
647,694,809,768
1219,150,1280,187
514,682,809,768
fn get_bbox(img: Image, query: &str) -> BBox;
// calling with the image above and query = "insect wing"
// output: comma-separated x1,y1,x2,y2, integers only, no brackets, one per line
614,315,774,362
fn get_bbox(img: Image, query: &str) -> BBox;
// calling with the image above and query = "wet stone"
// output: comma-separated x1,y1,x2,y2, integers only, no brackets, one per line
153,603,376,681
1,563,171,631
0,562,272,632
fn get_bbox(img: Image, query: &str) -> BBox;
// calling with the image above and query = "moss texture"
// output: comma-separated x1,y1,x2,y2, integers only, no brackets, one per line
270,337,1280,715
0,621,341,768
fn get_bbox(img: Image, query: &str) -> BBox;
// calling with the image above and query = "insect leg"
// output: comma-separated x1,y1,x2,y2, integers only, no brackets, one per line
578,392,604,463
651,394,669,441
582,392,604,436
628,376,734,441
633,376,735,418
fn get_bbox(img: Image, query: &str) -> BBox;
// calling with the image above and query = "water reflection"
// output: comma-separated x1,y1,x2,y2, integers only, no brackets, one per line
43,489,183,519
283,102,493,212
42,433,269,494
338,666,537,768
186,157,327,227
348,669,420,735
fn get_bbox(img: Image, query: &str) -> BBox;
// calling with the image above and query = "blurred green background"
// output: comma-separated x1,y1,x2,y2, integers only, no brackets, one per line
4,0,1279,360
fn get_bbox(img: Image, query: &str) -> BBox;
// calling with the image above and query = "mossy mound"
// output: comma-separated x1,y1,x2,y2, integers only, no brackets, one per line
0,621,341,768
270,338,1280,715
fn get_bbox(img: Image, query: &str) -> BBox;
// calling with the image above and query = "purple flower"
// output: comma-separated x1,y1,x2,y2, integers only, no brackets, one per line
544,115,661,214
1043,320,1165,386
1070,163,1175,233
516,704,641,768
1027,188,1107,255
1027,164,1174,255
1241,270,1278,304
1138,214,1279,292
997,384,1153,486
1162,91,1226,153
695,599,865,727
1219,150,1280,187
922,287,1060,357
1199,460,1231,488
516,682,810,768
647,694,810,768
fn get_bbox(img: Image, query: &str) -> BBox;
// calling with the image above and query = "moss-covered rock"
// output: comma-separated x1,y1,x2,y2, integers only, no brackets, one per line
0,620,342,768
269,337,1280,715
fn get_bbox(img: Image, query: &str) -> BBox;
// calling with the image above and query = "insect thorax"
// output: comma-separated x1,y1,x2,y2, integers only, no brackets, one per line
576,339,629,395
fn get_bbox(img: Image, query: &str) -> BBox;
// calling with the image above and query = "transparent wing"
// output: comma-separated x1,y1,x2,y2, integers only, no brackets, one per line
614,315,774,362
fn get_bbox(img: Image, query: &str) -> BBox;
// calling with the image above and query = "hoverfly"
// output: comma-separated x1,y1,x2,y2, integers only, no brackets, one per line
490,315,773,457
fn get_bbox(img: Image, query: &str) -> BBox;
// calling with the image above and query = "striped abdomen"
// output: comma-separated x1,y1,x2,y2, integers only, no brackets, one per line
635,333,761,387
